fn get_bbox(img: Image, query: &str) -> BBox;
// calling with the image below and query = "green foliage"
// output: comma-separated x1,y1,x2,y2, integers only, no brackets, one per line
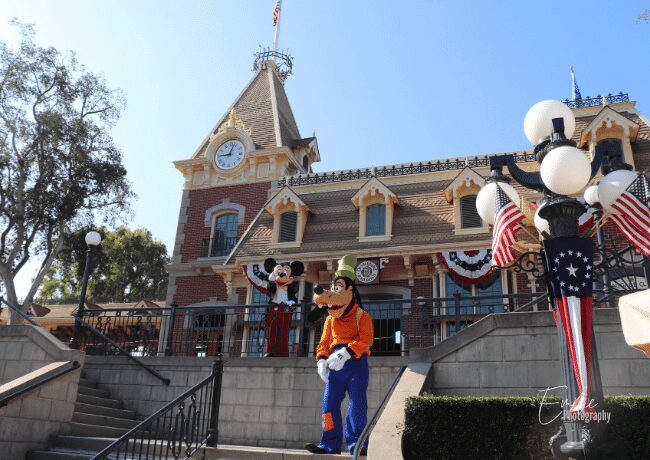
0,20,132,309
403,394,650,460
38,226,169,303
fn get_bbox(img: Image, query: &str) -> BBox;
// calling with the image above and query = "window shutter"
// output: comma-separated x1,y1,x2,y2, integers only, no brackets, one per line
279,212,298,242
460,196,482,229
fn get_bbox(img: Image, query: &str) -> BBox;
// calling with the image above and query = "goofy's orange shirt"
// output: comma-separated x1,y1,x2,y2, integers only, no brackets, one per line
316,305,374,359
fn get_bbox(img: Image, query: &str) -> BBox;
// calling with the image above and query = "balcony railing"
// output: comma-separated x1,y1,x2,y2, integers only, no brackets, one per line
200,237,238,258
77,292,550,359
562,92,629,109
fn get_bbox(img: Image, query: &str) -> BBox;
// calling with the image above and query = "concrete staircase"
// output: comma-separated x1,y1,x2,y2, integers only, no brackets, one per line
26,372,351,460
26,373,139,459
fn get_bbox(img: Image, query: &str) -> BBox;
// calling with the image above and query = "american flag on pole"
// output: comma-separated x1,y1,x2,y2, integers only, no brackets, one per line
273,0,281,27
609,173,650,257
543,237,595,413
491,184,526,267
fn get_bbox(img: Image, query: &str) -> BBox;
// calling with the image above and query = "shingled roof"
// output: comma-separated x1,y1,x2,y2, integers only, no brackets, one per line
192,61,301,158
228,105,650,262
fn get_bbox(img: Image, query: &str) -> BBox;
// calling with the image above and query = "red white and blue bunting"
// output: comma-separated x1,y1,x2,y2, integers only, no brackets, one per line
437,250,494,285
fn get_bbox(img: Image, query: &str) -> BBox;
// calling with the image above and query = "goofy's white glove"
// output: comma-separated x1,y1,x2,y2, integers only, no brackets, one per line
317,359,329,384
326,347,351,371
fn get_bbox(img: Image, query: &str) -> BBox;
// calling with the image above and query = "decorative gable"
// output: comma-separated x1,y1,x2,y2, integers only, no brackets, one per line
443,167,485,204
351,177,399,208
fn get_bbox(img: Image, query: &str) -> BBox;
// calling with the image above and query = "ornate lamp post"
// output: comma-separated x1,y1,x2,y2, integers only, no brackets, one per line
477,100,606,458
69,231,102,349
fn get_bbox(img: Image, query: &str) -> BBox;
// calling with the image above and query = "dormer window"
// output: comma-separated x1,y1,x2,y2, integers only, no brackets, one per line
352,177,399,243
596,139,624,173
444,167,489,235
460,195,482,229
366,204,386,236
265,187,309,248
279,212,298,242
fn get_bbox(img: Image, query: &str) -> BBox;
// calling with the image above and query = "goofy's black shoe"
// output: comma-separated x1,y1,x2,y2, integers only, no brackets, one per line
304,443,340,455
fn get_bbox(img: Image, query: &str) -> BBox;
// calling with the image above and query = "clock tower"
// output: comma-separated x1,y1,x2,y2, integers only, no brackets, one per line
166,52,320,307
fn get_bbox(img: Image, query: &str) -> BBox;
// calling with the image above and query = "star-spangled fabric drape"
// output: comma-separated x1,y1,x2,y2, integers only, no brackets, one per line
543,237,595,413
437,250,494,285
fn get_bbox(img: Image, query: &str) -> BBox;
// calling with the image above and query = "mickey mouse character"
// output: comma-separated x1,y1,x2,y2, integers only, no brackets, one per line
305,255,373,456
244,258,304,357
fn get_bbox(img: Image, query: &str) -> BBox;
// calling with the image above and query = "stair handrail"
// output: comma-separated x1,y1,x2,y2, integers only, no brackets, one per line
75,315,171,385
91,355,224,460
352,365,407,460
0,296,42,327
513,292,549,312
0,360,81,408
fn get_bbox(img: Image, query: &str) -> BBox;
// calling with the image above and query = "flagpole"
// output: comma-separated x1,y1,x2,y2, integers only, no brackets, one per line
273,0,282,54
570,65,576,100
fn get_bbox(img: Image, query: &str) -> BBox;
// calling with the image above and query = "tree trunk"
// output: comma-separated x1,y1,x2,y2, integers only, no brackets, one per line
0,262,20,325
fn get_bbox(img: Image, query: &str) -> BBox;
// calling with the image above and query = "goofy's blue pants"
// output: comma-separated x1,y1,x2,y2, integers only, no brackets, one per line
318,347,369,454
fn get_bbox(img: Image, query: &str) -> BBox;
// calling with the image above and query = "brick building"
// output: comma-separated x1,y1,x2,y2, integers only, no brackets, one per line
165,57,650,356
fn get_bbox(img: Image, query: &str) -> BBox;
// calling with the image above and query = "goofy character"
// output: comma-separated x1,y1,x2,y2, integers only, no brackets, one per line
244,258,304,357
305,255,374,456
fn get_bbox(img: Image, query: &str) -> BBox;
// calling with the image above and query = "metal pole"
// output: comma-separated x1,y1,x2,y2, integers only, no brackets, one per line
69,245,96,349
273,0,282,54
206,355,224,447
164,301,178,357
297,300,307,357
594,208,615,309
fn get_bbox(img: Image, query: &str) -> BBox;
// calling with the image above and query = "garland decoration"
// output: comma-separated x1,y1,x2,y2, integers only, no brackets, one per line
437,250,495,285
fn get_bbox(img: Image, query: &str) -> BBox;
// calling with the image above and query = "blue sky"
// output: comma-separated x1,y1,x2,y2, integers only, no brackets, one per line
1,1,648,298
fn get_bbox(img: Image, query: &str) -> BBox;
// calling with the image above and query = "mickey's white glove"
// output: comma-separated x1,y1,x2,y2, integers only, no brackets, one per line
327,347,351,371
317,359,328,384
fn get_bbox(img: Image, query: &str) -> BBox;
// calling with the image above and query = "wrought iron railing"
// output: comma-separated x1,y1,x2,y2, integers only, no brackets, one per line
277,151,537,187
91,356,224,460
79,293,542,359
562,92,629,109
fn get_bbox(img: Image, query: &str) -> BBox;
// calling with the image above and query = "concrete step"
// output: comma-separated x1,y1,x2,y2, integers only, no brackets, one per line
77,385,111,398
201,445,353,460
67,422,131,438
51,435,115,452
74,402,136,420
26,449,94,460
76,393,122,409
78,377,97,389
72,412,140,430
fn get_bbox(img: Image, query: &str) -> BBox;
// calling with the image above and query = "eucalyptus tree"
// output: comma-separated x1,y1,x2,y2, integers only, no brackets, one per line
0,21,132,319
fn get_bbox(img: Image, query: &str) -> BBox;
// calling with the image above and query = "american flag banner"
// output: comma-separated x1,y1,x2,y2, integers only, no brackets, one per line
491,184,526,267
609,173,650,257
273,0,281,27
543,237,595,413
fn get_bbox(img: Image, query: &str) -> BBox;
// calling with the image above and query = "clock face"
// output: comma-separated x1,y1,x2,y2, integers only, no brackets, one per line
215,140,245,170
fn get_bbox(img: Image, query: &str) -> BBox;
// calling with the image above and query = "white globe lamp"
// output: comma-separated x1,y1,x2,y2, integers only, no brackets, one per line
583,185,600,206
597,169,638,211
534,207,550,235
475,181,520,225
523,100,576,145
540,146,591,195
85,231,102,247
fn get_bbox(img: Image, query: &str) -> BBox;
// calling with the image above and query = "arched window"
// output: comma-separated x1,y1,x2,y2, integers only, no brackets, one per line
460,195,482,229
366,204,386,236
210,213,238,257
302,155,309,171
279,212,298,242
596,139,624,173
